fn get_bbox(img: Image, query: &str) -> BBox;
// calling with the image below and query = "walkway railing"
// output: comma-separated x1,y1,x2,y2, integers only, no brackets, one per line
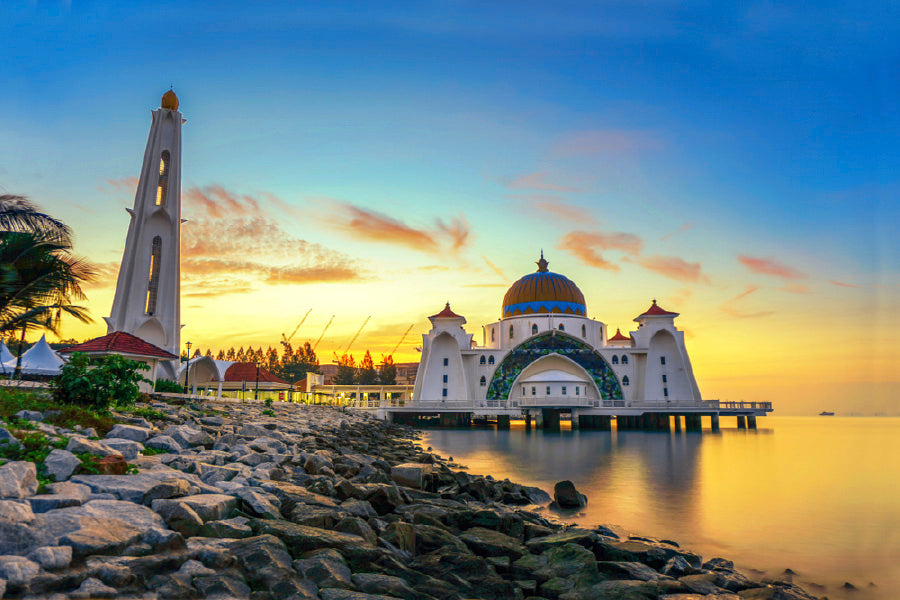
704,400,773,411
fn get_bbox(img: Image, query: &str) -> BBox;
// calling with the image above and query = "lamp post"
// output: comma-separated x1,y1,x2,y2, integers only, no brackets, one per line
184,341,192,395
255,361,260,401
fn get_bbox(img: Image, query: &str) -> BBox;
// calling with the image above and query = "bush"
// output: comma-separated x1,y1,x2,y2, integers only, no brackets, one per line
0,387,116,435
154,378,185,393
51,352,148,411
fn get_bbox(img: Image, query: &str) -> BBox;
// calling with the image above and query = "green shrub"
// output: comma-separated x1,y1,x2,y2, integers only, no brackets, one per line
0,388,116,436
52,352,149,412
154,378,185,393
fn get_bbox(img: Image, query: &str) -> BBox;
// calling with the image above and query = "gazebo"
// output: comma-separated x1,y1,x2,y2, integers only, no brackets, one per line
58,331,178,392
1,335,65,376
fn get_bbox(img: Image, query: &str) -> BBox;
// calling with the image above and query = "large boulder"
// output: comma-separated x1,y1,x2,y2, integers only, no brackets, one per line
390,463,433,490
66,436,121,457
459,527,527,559
43,449,81,482
252,519,378,565
552,480,588,509
103,439,144,460
14,410,43,422
151,493,238,522
163,424,213,448
105,424,152,443
144,435,183,453
0,555,41,592
0,460,38,498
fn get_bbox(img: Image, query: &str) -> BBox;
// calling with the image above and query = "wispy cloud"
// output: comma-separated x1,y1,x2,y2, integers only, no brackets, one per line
482,255,506,280
719,284,772,319
558,230,643,271
184,185,262,219
104,177,139,194
324,200,472,254
513,195,596,224
550,129,662,158
630,255,710,284
660,223,693,241
738,255,807,279
730,285,760,302
829,279,859,288
781,283,810,294
503,172,580,193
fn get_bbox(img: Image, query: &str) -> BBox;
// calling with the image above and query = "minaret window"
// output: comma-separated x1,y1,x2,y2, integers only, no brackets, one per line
582,324,586,337
443,357,449,366
145,236,162,315
509,325,514,339
622,355,629,365
480,376,486,387
546,386,551,395
558,324,565,331
660,356,666,365
156,150,170,206
491,328,495,342
623,376,630,386
488,355,495,365
480,356,486,365
531,324,538,335
612,355,619,365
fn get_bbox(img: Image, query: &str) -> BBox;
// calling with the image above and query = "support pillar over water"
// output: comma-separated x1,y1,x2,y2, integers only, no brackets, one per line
747,415,757,429
533,410,544,428
598,415,612,430
737,415,747,429
542,409,561,430
686,414,702,432
497,414,510,429
524,413,532,430
673,415,682,432
570,410,579,430
710,413,720,432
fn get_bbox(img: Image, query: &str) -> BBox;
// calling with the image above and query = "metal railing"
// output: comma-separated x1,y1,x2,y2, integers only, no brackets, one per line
705,400,773,411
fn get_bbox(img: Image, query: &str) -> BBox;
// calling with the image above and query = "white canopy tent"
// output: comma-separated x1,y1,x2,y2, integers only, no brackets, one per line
1,335,65,375
0,341,15,375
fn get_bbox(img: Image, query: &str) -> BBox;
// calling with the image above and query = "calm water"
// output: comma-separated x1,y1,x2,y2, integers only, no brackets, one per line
421,417,900,600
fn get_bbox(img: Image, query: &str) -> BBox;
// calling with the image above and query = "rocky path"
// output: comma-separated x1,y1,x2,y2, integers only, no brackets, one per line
0,399,820,600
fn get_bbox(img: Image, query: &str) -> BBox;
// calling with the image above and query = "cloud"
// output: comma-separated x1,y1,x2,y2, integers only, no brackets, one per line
829,280,859,288
105,177,139,193
482,255,506,280
660,223,693,241
324,201,472,254
503,172,580,193
738,255,807,279
184,185,263,219
550,129,662,158
670,287,693,306
730,285,760,303
781,283,810,294
83,261,120,288
558,230,643,270
512,195,596,224
719,284,772,319
629,255,710,284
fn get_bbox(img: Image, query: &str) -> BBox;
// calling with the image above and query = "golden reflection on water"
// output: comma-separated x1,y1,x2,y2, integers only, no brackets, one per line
422,417,900,600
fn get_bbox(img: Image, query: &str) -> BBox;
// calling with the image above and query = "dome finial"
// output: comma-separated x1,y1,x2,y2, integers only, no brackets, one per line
161,89,179,111
536,250,549,272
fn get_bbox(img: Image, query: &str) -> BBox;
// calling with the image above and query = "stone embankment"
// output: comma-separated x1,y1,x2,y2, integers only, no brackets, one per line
0,400,821,600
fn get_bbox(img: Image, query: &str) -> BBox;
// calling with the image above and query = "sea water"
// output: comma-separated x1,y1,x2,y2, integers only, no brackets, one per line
421,417,900,600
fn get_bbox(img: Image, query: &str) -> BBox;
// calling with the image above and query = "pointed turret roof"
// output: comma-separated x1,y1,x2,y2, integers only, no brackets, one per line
636,299,679,319
429,302,463,320
59,331,177,359
608,328,630,342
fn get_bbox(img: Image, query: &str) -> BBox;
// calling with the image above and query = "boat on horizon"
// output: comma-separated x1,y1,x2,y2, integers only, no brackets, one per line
819,411,835,416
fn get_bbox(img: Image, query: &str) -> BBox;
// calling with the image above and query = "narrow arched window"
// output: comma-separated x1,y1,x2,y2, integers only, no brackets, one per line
531,324,538,335
558,324,565,331
491,329,495,342
621,355,629,365
479,355,486,365
582,324,586,337
509,325,514,339
145,236,162,315
488,355,495,365
480,376,486,387
612,355,619,365
623,376,630,386
156,150,170,206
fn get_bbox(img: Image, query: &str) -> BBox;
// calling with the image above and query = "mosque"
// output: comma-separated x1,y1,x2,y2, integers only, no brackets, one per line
412,252,702,412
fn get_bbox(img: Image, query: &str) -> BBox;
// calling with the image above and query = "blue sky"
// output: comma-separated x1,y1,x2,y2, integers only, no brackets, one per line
1,1,897,412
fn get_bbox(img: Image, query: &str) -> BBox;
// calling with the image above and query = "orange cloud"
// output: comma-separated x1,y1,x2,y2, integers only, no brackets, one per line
512,195,595,224
436,214,471,252
830,280,859,288
738,255,807,279
782,283,810,294
105,177,139,193
558,230,643,271
550,129,662,158
660,223,694,241
482,255,506,280
504,172,580,192
719,284,771,319
730,285,761,302
184,185,264,219
631,255,710,284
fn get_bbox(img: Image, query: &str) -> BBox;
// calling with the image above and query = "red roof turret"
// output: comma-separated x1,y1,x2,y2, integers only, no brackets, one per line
637,299,679,318
223,363,289,385
608,328,630,342
429,302,463,319
58,331,177,359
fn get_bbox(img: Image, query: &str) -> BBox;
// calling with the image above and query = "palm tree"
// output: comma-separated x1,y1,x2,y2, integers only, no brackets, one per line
0,195,95,375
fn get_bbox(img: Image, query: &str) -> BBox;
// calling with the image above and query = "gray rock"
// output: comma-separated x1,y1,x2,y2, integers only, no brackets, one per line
155,501,204,537
103,438,145,460
202,517,254,539
0,460,38,498
253,519,379,563
70,576,118,599
142,477,192,504
66,435,122,457
0,427,20,449
340,498,378,519
164,424,213,448
225,534,316,599
552,480,587,509
459,527,527,559
596,560,665,581
196,462,243,485
679,573,729,595
294,550,353,589
45,481,91,501
0,499,34,522
28,545,72,570
176,558,216,577
151,493,238,522
105,423,152,443
390,462,432,489
14,409,43,422
71,474,166,503
238,423,274,438
194,574,252,599
145,435,183,453
235,487,281,519
352,572,418,600
27,493,84,512
0,555,41,587
43,448,81,482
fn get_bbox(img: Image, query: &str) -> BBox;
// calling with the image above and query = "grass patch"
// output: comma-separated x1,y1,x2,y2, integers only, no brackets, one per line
1,388,117,436
140,446,169,456
124,406,167,421
0,430,69,491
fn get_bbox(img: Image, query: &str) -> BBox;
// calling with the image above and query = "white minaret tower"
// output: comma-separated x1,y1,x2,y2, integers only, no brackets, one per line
105,90,184,371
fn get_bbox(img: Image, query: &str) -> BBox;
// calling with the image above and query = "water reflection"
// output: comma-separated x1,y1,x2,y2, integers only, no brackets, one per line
422,418,900,600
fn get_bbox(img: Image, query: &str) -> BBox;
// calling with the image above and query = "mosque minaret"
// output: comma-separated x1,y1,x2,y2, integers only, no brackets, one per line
105,90,184,375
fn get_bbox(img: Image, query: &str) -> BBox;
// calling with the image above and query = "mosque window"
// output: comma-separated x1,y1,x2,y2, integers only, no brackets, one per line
480,376,486,387
443,374,448,383
664,387,669,397
531,386,536,396
575,386,580,396
662,374,667,383
531,324,538,335
509,325,514,339
562,386,567,395
443,357,449,366
623,376,630,386
156,150,169,206
660,356,666,365
480,355,486,365
546,386,551,395
558,324,565,331
612,355,619,365
522,387,526,395
145,236,162,315
491,329,495,342
488,355,495,365
622,355,629,365
442,388,448,397
582,324,586,337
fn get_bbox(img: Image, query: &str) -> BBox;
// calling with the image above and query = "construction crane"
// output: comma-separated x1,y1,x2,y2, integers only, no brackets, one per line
312,315,335,352
388,324,414,358
280,309,312,349
342,315,371,355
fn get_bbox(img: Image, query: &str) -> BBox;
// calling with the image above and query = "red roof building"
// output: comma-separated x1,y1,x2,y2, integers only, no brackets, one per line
636,299,680,319
429,302,463,320
223,362,289,385
59,331,177,359
608,328,631,342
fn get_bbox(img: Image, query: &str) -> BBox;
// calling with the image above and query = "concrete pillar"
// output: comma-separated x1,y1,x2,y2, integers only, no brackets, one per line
570,410,579,430
686,414,702,432
497,414,510,429
747,415,757,429
659,414,671,432
710,414,720,432
673,415,682,432
737,415,747,429
533,410,544,428
542,409,561,430
524,413,532,430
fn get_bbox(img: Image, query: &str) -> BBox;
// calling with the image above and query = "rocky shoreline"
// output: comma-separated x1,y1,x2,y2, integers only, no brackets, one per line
0,399,821,600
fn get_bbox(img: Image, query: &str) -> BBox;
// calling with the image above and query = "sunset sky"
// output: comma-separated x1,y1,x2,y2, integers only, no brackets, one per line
1,2,897,414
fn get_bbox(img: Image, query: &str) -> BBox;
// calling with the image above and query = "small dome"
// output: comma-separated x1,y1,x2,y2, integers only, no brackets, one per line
502,253,586,318
161,89,179,111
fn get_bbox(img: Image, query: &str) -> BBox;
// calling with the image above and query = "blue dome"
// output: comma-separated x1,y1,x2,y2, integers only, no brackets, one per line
502,255,586,318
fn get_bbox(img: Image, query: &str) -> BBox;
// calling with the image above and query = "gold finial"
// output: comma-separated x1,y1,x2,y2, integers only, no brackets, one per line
536,250,549,272
161,89,179,111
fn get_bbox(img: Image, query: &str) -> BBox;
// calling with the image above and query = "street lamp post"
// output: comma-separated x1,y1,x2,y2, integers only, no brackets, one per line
255,361,260,401
184,341,192,395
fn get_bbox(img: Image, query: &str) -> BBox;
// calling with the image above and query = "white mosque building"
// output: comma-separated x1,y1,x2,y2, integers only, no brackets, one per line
412,253,703,412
